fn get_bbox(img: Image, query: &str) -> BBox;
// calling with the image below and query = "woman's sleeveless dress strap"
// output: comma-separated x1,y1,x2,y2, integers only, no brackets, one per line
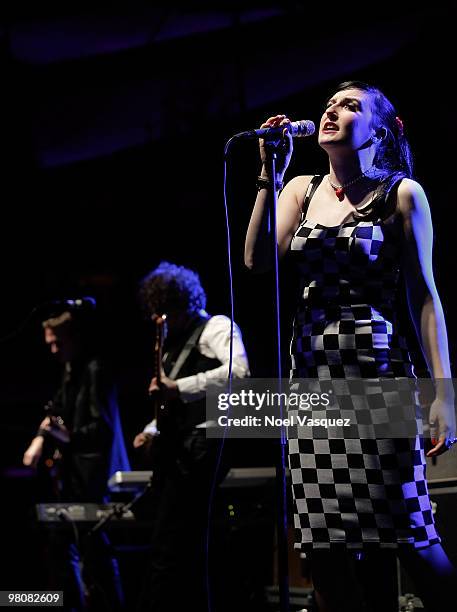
301,175,324,223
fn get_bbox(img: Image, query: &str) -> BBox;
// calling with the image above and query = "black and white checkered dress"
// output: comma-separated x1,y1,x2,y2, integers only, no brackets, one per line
288,175,439,551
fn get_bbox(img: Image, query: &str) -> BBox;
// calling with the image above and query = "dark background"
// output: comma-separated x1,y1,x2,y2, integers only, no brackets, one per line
1,1,456,598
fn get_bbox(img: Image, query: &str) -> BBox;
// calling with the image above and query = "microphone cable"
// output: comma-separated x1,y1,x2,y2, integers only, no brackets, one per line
205,131,294,612
0,303,44,344
204,135,239,612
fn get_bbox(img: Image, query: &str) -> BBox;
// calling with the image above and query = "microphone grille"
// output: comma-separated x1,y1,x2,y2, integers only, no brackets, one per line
292,120,315,137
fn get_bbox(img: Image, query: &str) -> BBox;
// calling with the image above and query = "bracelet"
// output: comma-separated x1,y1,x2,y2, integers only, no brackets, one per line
256,176,284,192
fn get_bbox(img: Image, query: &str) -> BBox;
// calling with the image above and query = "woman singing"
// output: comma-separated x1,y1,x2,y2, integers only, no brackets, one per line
245,81,457,611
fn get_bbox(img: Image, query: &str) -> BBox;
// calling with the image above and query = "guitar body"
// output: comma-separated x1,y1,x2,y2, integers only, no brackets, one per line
42,401,65,499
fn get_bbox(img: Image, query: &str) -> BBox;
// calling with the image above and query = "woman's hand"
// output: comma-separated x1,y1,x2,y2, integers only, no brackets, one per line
426,396,457,457
259,114,293,181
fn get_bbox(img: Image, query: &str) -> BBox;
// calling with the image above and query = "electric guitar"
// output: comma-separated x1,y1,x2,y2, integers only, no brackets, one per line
150,313,168,432
134,315,169,468
42,400,65,500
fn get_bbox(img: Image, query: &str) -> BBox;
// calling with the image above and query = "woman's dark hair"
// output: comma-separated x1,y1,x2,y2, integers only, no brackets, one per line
330,81,414,218
139,261,206,317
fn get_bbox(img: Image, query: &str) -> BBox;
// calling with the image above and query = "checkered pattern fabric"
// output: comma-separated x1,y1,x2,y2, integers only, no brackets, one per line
288,175,440,551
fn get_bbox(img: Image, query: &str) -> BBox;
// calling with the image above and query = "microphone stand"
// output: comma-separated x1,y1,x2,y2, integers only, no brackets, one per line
264,140,290,612
88,480,153,537
80,482,153,608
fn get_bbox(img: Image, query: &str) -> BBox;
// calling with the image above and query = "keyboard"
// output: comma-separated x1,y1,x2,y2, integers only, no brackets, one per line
36,502,135,523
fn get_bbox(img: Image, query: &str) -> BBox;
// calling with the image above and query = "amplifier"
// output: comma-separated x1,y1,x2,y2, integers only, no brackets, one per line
36,503,135,524
426,450,457,482
221,467,277,488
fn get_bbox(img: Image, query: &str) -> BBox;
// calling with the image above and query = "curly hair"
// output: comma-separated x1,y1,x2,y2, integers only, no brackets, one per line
139,261,207,317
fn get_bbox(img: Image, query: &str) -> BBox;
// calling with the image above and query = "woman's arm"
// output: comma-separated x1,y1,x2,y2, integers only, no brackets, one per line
244,175,311,272
244,114,311,272
400,179,451,378
399,178,455,455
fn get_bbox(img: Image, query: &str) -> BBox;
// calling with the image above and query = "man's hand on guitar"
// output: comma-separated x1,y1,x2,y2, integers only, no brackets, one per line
133,432,156,449
38,415,71,444
148,373,180,401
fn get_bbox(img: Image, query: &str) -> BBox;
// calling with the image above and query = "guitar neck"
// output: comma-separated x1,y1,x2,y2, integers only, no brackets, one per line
152,314,167,423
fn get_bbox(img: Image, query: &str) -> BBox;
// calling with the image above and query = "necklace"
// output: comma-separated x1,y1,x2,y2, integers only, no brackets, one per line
327,166,374,202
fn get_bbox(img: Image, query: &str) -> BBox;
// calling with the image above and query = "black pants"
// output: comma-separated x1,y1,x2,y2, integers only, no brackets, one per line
136,430,228,612
42,527,124,612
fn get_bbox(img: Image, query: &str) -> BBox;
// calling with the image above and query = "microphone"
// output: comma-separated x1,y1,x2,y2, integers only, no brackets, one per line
235,119,315,141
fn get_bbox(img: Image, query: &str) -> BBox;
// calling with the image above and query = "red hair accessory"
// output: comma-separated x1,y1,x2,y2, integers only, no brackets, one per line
395,116,404,134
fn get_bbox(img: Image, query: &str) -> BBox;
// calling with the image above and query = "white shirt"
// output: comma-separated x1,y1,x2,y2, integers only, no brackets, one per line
143,314,249,432
175,314,250,402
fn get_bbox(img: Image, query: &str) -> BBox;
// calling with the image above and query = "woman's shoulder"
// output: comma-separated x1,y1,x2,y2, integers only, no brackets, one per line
283,174,316,198
396,177,426,197
286,174,317,186
394,178,429,216
375,177,428,229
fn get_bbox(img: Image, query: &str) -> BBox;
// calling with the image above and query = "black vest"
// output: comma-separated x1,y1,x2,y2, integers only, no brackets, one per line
163,316,221,431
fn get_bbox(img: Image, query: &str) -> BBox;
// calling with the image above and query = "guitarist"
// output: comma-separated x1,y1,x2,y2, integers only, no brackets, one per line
23,304,130,611
134,261,250,612
23,306,130,501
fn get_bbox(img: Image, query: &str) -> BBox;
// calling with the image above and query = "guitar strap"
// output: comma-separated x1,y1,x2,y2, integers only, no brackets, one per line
168,319,209,380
